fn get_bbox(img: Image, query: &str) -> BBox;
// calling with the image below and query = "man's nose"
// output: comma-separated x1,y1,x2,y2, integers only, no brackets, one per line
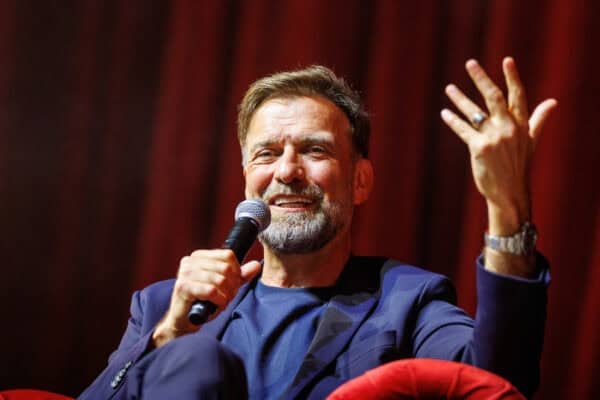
274,151,305,184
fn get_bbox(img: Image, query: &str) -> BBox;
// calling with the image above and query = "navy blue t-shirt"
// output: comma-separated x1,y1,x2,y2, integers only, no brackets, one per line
221,280,333,399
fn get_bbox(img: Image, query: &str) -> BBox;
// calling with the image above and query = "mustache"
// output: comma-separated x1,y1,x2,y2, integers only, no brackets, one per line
260,182,324,202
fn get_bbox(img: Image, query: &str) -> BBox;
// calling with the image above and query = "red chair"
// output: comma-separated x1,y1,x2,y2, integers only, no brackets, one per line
327,359,526,399
1,360,524,400
0,390,73,400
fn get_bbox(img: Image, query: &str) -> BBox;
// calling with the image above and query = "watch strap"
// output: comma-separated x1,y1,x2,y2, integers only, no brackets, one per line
484,222,537,256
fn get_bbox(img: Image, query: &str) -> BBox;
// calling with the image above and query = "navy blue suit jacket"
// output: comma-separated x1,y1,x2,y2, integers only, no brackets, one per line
79,255,549,399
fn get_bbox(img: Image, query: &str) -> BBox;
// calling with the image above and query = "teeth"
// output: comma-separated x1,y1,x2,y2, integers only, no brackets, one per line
274,197,312,206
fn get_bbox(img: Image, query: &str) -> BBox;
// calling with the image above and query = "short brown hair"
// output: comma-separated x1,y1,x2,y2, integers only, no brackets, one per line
237,65,370,161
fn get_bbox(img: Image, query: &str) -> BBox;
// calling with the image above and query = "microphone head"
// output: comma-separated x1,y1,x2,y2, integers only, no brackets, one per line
234,199,271,232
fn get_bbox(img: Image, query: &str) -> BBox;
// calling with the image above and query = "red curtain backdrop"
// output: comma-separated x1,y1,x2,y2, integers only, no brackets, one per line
0,1,598,398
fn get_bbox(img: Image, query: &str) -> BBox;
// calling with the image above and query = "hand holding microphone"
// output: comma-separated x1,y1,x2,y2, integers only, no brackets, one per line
152,200,270,348
188,200,270,324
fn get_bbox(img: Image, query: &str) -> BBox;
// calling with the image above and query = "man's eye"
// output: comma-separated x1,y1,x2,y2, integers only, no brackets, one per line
254,150,276,160
308,146,326,154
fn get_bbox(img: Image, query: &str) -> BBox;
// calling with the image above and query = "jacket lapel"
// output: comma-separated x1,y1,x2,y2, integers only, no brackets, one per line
285,256,384,399
199,278,256,338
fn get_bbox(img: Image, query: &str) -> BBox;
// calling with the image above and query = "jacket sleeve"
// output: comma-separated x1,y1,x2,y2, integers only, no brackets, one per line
78,284,170,400
412,254,550,398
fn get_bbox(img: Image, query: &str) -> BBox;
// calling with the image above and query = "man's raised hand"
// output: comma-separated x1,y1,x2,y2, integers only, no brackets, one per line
441,57,557,236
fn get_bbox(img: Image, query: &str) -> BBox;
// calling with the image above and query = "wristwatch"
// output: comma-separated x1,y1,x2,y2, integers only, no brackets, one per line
484,222,538,256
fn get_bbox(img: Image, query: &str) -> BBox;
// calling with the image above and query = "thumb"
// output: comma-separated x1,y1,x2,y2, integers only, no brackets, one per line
529,98,558,144
240,260,262,283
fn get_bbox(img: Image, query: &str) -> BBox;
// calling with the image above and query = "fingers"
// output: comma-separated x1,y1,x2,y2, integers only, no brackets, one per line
173,279,230,309
503,57,528,124
444,58,543,140
444,59,511,133
465,59,510,119
177,249,243,306
529,98,558,143
440,108,477,145
241,260,262,282
445,84,488,127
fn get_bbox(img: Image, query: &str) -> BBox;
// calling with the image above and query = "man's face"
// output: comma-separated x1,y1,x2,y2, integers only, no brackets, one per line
242,96,362,254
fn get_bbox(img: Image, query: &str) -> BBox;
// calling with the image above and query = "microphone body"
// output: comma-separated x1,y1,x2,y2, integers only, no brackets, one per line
188,200,270,325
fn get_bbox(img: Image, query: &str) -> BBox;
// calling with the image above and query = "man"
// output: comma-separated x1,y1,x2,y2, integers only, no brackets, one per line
79,58,556,399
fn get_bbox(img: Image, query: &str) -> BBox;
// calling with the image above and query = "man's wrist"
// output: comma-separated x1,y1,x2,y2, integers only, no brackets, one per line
486,197,531,236
152,317,193,348
151,324,174,349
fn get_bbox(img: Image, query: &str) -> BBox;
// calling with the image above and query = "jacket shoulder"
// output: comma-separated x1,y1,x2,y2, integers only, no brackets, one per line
348,255,448,283
347,256,456,304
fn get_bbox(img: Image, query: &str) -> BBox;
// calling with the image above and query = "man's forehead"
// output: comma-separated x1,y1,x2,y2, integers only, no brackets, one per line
258,95,334,110
245,96,351,143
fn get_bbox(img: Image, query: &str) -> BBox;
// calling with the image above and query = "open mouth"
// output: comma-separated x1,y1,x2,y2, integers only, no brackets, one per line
269,196,316,209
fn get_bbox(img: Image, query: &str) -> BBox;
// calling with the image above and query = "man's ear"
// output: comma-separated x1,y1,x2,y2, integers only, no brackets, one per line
353,158,374,205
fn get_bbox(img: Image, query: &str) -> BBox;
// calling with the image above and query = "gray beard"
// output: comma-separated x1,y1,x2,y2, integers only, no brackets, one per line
259,203,346,254
257,183,350,254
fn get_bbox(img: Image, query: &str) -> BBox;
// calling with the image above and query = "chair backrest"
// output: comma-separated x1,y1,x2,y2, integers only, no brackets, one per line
327,358,526,399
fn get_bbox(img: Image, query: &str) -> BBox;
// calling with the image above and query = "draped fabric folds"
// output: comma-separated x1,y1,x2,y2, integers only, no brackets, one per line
0,1,597,398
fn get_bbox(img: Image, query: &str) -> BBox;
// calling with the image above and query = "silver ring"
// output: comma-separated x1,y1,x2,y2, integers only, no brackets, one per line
470,112,488,129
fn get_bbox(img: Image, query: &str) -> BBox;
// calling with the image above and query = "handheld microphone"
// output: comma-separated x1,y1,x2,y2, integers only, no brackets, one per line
187,199,271,325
